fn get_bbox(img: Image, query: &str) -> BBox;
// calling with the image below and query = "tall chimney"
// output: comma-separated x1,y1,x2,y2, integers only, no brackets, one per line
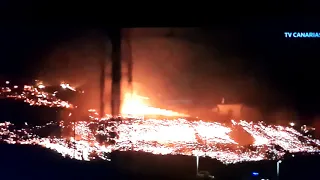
110,28,122,117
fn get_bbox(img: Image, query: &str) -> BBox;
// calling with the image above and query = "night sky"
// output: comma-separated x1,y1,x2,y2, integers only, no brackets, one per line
1,20,320,118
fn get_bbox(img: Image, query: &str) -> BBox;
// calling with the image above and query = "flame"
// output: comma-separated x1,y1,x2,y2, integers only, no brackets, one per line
121,92,188,117
60,82,76,91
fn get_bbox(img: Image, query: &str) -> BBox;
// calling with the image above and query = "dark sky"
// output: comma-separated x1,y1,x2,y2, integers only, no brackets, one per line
1,19,320,116
236,19,320,115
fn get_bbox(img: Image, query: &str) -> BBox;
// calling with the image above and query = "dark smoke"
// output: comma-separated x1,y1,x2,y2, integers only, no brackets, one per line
35,28,274,116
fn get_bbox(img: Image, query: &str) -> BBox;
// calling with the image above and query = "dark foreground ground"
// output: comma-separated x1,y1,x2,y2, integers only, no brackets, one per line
0,143,319,180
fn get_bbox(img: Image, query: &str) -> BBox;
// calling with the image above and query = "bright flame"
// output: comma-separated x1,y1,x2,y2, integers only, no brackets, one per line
60,82,76,91
121,93,188,117
38,84,45,89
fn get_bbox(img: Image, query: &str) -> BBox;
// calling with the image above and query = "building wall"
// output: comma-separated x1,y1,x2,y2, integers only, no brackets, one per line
216,104,262,121
216,104,243,119
241,106,263,121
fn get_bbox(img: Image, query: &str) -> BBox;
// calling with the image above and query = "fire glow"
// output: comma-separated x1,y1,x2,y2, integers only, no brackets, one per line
1,118,320,164
0,84,73,108
0,81,320,164
121,92,188,117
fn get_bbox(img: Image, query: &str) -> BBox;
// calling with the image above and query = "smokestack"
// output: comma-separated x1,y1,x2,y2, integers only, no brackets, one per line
122,28,133,95
125,30,133,95
110,28,122,117
99,40,106,118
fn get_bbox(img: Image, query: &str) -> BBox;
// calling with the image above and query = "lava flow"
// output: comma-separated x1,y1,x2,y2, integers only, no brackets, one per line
0,81,320,164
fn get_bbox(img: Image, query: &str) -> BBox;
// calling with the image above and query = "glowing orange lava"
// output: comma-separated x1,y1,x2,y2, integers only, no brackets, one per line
1,80,320,164
121,93,188,117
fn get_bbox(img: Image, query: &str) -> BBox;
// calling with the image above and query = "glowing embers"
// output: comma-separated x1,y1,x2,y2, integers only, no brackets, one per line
1,118,320,164
0,83,73,108
235,120,320,152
